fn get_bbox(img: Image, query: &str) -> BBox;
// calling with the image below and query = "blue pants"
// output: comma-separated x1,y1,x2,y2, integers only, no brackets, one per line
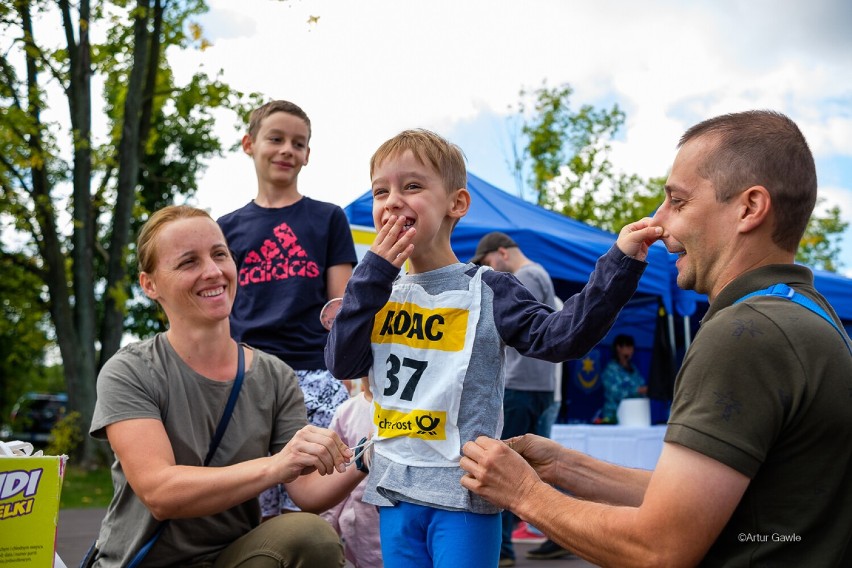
379,502,501,568
500,389,555,560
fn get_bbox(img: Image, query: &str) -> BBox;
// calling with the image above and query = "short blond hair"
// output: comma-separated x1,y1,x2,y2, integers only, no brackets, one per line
370,129,467,193
137,205,214,273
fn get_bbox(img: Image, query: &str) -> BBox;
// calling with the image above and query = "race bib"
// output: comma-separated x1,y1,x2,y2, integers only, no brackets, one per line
369,268,485,466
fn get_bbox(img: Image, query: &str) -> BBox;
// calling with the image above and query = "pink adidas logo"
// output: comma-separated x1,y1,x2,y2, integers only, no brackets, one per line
239,222,320,285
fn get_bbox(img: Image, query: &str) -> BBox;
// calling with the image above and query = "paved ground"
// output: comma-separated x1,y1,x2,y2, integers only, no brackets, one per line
56,508,103,567
56,508,595,567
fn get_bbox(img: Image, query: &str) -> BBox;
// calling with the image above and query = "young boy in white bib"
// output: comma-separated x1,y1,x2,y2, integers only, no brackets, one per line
325,129,663,568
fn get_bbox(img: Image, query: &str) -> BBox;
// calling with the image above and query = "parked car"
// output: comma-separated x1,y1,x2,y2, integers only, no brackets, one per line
5,392,68,445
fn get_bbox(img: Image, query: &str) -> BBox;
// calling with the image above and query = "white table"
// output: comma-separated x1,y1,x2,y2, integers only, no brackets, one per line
551,424,667,470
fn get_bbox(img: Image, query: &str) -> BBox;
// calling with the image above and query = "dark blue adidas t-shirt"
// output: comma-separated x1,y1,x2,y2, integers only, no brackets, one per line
218,198,357,370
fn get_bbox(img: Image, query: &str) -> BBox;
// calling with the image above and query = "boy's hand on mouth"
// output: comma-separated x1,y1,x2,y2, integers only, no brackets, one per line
371,215,415,268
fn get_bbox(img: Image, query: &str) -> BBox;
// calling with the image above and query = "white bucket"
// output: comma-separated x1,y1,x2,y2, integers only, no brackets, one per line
616,398,651,427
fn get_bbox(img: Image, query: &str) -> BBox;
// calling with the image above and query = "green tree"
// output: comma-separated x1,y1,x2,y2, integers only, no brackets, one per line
0,0,258,465
0,253,55,421
509,82,847,270
797,200,848,272
507,81,664,231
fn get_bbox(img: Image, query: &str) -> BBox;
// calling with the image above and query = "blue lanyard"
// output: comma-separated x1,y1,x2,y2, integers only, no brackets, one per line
734,283,851,355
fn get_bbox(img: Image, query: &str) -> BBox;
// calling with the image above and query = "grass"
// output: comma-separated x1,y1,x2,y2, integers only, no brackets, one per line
60,465,113,509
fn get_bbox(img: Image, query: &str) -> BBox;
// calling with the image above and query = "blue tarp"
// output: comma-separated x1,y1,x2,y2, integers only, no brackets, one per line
812,268,852,328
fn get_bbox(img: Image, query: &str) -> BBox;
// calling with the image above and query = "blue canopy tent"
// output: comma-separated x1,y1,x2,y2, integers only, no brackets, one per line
344,172,674,310
345,173,852,423
344,172,677,423
812,269,852,334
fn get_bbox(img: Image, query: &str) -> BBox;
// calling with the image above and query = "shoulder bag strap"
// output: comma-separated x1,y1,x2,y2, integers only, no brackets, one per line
126,344,246,568
735,283,851,355
204,344,246,466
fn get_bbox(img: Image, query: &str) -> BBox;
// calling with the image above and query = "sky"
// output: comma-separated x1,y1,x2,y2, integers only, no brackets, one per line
169,0,851,276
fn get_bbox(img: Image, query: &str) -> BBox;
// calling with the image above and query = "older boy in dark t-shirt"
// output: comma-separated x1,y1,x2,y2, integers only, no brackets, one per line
218,100,357,516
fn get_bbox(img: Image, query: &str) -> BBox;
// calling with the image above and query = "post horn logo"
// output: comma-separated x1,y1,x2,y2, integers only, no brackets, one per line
415,414,441,435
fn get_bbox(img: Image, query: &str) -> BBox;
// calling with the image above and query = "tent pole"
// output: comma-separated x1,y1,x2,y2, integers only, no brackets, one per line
667,313,676,357
683,315,692,351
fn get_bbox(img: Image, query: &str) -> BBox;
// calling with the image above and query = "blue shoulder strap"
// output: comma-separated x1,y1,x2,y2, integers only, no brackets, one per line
734,283,851,355
204,345,246,467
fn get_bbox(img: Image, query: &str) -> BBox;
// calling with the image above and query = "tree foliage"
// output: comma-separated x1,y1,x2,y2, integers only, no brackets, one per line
797,200,848,272
510,81,847,270
508,81,664,233
0,252,56,422
0,0,260,464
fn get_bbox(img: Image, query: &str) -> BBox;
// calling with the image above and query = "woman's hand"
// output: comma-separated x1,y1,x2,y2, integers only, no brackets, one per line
273,425,353,483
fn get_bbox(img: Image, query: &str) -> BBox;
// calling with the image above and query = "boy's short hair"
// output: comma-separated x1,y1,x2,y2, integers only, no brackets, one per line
370,129,467,194
247,100,312,141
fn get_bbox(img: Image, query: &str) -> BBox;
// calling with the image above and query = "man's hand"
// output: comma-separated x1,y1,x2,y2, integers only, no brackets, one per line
616,218,664,262
503,434,564,486
274,425,352,483
371,214,415,269
460,436,542,511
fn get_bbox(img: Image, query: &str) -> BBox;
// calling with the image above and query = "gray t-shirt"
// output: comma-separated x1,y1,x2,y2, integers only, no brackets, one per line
504,262,558,392
89,334,306,567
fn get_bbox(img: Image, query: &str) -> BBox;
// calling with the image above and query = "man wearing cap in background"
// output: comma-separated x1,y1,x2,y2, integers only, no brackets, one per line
472,232,571,565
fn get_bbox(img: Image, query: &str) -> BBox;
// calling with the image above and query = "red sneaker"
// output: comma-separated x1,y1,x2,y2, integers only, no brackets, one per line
511,521,546,543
